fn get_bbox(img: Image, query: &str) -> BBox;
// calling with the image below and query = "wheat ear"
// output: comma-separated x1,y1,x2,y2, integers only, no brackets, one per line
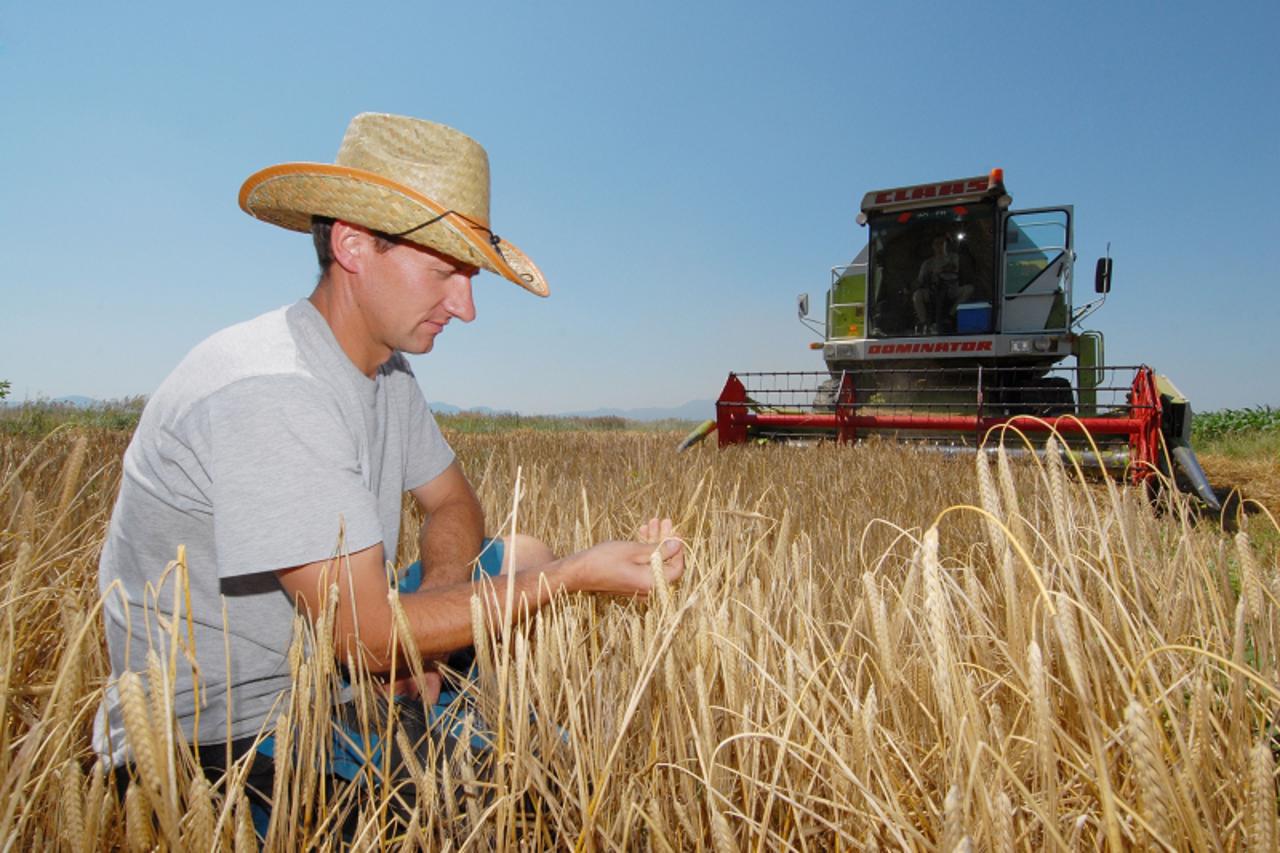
233,792,256,853
1124,699,1173,844
183,773,216,851
1248,739,1277,851
59,762,87,853
124,783,152,853
1236,532,1264,623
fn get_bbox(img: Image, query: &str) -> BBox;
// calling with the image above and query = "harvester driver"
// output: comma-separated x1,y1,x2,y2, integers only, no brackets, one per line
912,236,970,333
94,113,686,813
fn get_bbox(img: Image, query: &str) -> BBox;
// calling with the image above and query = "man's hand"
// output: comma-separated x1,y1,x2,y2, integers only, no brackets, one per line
636,517,678,548
385,666,442,704
560,517,684,597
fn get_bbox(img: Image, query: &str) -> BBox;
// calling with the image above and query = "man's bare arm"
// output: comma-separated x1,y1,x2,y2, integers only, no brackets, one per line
410,461,484,589
275,527,685,672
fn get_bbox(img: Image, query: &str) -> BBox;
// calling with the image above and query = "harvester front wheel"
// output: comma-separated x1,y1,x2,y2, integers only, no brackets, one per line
814,378,839,413
1037,377,1076,417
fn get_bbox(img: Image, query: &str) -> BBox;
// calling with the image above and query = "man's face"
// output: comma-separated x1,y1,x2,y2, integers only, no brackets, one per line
359,238,479,355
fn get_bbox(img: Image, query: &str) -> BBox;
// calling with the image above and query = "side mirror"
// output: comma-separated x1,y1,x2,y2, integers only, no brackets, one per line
797,293,810,319
1095,257,1113,294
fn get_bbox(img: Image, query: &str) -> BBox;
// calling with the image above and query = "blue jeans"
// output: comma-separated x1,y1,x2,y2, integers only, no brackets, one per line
396,536,505,594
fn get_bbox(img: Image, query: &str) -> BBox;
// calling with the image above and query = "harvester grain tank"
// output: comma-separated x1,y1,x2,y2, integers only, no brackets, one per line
684,169,1218,510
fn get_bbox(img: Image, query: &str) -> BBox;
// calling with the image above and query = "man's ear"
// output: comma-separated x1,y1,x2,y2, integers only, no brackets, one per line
330,221,371,274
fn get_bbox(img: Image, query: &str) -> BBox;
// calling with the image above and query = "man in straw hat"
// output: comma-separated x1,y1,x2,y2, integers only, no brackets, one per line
95,113,685,814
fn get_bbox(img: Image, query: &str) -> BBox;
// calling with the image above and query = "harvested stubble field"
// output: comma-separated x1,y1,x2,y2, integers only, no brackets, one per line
1,426,1278,850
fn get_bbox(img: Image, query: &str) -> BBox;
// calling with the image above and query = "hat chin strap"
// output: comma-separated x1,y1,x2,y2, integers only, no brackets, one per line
390,209,501,249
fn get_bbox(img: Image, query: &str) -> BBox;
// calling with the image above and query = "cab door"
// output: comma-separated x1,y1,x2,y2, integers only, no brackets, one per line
1001,207,1072,332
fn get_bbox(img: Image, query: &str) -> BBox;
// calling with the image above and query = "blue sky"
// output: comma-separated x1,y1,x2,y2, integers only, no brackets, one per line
2,1,1277,413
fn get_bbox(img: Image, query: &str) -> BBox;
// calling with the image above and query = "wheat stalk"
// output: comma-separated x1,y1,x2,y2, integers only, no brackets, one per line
5,428,1279,848
49,432,88,541
862,571,895,686
1027,640,1056,817
996,442,1023,540
922,527,954,717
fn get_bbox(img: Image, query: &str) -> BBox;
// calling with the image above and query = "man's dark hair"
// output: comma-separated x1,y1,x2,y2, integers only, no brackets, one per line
311,217,398,278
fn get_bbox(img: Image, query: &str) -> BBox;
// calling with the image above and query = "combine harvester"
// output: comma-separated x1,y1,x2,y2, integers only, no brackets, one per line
682,169,1219,510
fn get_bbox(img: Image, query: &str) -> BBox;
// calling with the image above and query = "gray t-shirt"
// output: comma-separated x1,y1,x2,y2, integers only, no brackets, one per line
94,299,454,765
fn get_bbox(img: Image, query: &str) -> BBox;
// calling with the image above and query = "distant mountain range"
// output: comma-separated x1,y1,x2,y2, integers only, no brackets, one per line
3,395,714,423
430,399,715,422
560,399,715,422
0,395,99,408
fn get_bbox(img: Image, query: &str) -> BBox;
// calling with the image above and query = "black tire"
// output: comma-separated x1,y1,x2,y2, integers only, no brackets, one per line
1036,376,1076,416
814,378,838,413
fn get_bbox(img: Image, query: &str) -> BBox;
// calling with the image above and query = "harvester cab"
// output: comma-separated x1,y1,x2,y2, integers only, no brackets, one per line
686,169,1219,511
805,168,1103,416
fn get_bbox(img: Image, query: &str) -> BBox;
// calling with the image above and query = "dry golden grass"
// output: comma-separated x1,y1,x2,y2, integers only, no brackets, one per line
1199,452,1280,525
1,425,1278,850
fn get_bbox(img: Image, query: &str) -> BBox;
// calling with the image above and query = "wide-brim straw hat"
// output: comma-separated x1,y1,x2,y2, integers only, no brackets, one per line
239,113,548,296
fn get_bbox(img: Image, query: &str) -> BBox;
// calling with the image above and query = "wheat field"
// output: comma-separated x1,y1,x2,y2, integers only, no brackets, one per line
1,426,1277,850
